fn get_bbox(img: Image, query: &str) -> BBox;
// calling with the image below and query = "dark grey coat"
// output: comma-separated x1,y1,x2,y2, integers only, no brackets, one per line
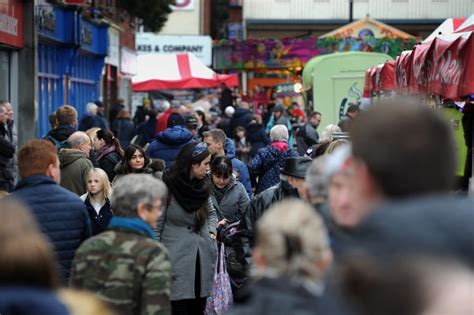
157,196,217,300
211,177,250,223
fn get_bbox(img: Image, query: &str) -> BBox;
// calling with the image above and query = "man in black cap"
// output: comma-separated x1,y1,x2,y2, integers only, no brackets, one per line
185,114,199,140
230,156,312,280
146,113,195,168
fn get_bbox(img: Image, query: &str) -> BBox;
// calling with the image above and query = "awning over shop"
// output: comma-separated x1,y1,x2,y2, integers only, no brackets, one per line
132,53,238,91
393,15,474,98
363,61,395,96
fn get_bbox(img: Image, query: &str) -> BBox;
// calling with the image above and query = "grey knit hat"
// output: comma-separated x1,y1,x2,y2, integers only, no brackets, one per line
270,125,289,142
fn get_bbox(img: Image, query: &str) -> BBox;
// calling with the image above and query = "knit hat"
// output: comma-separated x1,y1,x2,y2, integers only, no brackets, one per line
167,113,185,127
270,125,289,142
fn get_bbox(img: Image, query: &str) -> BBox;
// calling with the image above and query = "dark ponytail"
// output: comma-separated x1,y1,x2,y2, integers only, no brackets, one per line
97,129,124,158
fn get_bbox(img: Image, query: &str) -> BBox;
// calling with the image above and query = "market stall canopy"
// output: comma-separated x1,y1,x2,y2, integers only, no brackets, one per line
320,17,414,40
363,61,395,96
454,15,474,33
132,53,239,91
423,17,467,42
395,22,474,98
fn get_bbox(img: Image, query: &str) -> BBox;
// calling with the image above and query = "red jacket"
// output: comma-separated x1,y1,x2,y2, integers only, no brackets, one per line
155,108,174,134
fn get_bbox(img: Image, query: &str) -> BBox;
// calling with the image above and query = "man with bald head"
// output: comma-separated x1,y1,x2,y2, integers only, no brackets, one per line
58,131,93,195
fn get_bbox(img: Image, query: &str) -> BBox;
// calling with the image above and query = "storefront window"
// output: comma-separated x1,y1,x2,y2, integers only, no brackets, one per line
0,51,10,100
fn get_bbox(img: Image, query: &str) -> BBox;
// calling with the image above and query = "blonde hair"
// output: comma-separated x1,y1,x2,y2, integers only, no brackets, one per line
0,190,9,199
255,199,331,280
0,199,60,288
86,168,113,200
320,124,341,142
325,139,350,155
59,289,118,315
86,127,101,142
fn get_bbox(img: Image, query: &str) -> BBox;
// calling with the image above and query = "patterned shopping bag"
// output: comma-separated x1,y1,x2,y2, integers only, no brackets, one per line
205,243,233,314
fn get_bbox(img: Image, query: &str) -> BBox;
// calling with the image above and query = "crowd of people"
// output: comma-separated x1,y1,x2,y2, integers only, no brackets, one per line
0,90,472,315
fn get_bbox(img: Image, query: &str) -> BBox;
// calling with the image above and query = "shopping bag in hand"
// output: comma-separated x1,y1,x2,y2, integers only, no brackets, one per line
205,243,233,314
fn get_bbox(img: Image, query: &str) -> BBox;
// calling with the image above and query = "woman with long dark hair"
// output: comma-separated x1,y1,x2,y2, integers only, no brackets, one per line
113,144,164,184
158,142,217,315
95,129,124,182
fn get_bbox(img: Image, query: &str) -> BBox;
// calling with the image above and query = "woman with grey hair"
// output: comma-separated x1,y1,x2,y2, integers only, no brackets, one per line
70,174,172,315
248,125,298,194
228,199,332,315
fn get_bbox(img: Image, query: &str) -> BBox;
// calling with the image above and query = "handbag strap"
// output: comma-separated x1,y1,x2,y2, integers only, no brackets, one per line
218,243,226,273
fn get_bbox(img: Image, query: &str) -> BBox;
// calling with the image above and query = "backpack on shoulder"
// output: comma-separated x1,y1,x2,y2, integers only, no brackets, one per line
45,135,70,151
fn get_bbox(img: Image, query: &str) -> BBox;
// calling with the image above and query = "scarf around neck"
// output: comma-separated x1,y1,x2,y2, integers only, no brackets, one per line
108,217,156,240
96,144,116,161
163,170,210,213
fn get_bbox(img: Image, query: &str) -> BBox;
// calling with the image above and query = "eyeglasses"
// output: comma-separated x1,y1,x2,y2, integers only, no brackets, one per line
192,142,208,158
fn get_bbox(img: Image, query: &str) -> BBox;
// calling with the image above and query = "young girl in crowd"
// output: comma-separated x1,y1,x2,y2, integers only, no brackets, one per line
81,168,113,236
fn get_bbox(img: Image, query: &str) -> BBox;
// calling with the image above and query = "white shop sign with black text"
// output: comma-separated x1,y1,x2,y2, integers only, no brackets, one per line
136,33,212,66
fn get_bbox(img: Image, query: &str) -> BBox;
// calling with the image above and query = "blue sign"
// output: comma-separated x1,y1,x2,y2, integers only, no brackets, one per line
36,5,75,44
78,19,108,56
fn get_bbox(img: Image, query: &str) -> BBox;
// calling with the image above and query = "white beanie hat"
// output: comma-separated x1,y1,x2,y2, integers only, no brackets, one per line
270,125,289,142
224,106,235,117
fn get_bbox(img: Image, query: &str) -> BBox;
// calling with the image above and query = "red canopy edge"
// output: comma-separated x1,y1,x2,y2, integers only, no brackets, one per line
132,75,239,92
394,32,474,98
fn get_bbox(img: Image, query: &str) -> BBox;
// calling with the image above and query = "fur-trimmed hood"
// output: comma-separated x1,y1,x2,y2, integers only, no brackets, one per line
114,158,165,175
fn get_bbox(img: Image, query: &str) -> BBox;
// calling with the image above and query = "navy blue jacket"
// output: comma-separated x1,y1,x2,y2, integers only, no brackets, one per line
111,118,136,149
0,287,69,315
135,117,157,146
248,144,299,194
246,123,270,158
147,126,195,168
229,108,253,136
11,175,91,282
82,194,113,236
225,138,252,198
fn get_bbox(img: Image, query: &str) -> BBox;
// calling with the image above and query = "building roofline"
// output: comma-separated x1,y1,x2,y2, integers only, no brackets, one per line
245,18,445,26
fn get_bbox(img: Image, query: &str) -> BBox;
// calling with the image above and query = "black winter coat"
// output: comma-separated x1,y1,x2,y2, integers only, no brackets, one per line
82,194,113,236
246,123,269,158
232,181,299,273
352,195,474,267
11,175,91,282
229,277,323,315
229,108,253,136
98,151,121,182
111,118,135,149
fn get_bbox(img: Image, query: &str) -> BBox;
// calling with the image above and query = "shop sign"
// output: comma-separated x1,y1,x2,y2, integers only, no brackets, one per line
136,33,212,66
120,47,137,75
105,27,119,67
0,0,23,48
36,4,75,44
171,0,194,11
79,18,108,56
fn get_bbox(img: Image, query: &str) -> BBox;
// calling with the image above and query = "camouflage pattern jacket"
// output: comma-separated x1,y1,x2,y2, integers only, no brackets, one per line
70,227,172,315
